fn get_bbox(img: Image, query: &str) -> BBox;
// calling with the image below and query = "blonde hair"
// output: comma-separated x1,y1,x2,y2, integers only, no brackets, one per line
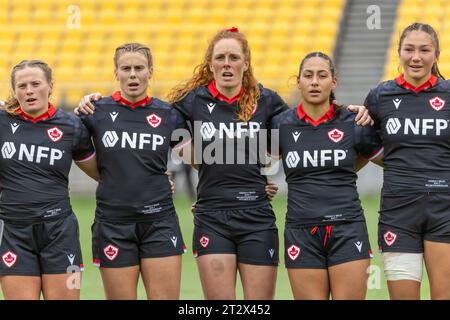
3,60,53,115
167,29,259,122
114,42,153,70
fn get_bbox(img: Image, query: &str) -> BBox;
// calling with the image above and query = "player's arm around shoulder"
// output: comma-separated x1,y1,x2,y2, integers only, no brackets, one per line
67,112,100,181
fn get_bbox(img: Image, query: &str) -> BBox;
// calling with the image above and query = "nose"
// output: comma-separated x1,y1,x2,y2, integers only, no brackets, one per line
311,75,319,86
224,56,231,67
130,68,137,78
412,49,421,61
25,84,33,94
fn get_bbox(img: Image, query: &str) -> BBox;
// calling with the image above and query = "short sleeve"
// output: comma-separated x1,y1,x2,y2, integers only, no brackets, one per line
267,90,290,121
354,124,383,160
363,88,381,131
71,115,95,162
170,108,192,149
172,91,196,122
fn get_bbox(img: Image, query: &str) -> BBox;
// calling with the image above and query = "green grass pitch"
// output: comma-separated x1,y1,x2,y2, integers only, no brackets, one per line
0,195,431,300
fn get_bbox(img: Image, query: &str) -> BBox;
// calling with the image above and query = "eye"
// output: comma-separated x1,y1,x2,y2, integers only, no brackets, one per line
32,82,41,86
303,74,313,78
121,66,131,71
17,84,26,89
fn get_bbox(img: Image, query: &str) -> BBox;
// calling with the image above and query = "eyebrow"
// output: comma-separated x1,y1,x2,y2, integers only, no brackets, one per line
402,43,433,47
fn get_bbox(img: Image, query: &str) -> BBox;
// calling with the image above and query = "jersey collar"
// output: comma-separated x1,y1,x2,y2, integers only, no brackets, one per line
296,103,335,127
395,74,437,93
112,91,151,108
207,80,244,104
16,103,57,123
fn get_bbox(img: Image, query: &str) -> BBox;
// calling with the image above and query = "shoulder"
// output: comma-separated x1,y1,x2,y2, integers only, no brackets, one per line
151,97,172,111
337,107,356,122
434,78,450,91
54,109,83,127
0,109,10,119
259,84,283,101
92,96,117,109
369,79,399,96
178,87,208,104
272,107,295,126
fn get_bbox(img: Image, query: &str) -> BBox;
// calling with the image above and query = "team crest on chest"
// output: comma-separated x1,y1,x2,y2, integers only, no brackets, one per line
328,128,344,143
429,96,445,111
47,127,63,142
146,113,162,128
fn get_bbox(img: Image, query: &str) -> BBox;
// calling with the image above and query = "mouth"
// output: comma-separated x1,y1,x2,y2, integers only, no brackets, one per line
409,65,423,71
222,72,234,80
128,82,140,89
309,89,321,95
26,98,37,104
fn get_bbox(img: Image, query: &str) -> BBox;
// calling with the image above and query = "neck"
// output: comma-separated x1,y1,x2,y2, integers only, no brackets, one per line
404,73,432,88
21,104,49,118
122,92,147,103
302,101,331,120
216,83,242,99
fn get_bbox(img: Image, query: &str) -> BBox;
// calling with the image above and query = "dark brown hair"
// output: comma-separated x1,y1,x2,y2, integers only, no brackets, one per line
398,22,445,79
298,51,343,110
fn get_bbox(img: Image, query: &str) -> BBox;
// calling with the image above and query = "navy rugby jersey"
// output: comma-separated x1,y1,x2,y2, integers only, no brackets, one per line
81,92,189,221
271,104,382,226
365,75,450,193
0,105,95,221
173,82,289,210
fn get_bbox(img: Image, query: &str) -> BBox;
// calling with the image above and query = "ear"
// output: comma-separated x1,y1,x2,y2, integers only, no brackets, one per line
48,82,53,97
148,66,153,79
209,63,214,73
331,77,337,91
114,69,118,81
243,61,249,72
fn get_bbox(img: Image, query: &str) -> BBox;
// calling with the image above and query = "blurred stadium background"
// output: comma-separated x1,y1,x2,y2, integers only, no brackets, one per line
0,0,441,299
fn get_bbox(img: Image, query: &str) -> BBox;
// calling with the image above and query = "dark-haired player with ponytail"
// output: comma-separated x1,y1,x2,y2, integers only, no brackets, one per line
364,22,450,300
272,52,383,299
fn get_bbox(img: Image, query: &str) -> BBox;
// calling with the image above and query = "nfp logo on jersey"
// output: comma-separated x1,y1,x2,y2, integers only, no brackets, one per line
285,149,347,168
101,131,164,150
1,142,63,165
386,118,449,135
198,121,260,140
